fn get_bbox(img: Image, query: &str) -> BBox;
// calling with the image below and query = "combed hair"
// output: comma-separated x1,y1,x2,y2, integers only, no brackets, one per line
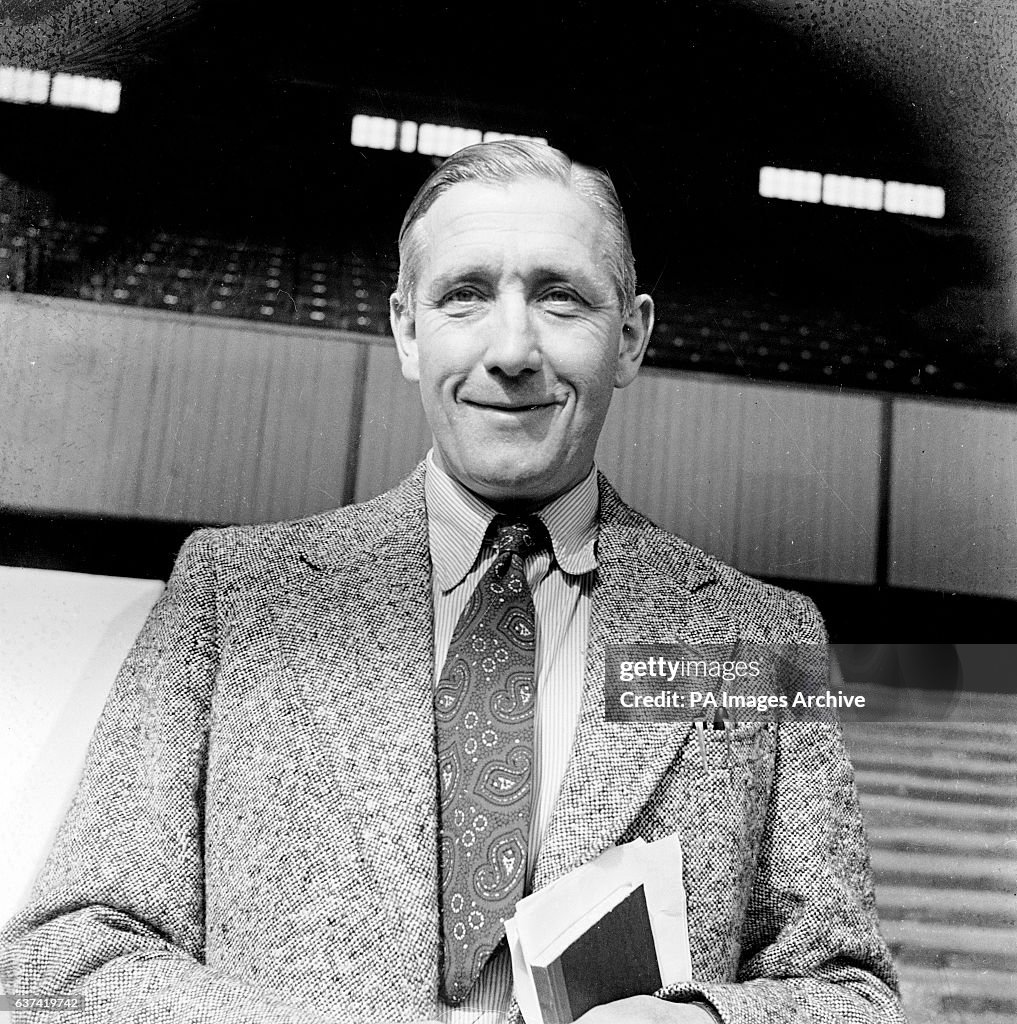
395,139,637,315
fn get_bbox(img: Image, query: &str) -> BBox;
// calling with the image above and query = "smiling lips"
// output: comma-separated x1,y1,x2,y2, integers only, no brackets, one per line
462,397,559,413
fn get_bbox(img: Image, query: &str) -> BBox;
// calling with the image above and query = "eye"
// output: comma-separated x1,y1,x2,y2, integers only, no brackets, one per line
441,285,486,305
540,286,586,310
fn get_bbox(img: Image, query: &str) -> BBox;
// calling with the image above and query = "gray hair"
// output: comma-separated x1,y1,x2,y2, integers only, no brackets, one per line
395,139,637,316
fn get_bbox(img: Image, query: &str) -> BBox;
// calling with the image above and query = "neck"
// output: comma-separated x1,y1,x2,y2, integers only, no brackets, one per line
428,450,594,514
478,493,549,515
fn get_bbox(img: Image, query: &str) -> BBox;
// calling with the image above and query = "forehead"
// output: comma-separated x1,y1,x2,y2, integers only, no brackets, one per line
411,180,611,282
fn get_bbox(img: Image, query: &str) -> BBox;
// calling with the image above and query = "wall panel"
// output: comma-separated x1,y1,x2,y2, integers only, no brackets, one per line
0,295,362,524
597,371,883,583
8,296,1014,597
354,343,432,502
890,400,1017,598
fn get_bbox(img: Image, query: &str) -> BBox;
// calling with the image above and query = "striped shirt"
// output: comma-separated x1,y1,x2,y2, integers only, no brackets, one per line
425,452,598,1024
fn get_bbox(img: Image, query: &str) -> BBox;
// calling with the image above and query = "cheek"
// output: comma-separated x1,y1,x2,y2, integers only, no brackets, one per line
415,324,474,388
565,358,619,410
551,328,620,377
417,364,468,432
416,349,458,396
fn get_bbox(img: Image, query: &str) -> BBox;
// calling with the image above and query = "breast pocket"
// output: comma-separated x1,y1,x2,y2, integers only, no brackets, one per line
698,720,774,775
690,722,777,848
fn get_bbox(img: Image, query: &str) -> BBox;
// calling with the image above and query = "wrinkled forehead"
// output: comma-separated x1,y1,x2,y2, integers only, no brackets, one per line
404,179,613,285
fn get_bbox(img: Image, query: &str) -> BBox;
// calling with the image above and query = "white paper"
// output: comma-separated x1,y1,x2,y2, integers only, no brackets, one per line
505,915,542,1024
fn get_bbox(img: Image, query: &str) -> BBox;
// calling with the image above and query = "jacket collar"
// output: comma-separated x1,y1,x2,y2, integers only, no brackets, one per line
298,462,430,572
298,464,720,597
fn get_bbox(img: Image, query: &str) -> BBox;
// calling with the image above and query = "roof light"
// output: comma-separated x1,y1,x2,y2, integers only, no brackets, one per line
760,165,944,219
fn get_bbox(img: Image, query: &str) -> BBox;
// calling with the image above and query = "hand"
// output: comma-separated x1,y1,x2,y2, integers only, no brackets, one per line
575,995,717,1024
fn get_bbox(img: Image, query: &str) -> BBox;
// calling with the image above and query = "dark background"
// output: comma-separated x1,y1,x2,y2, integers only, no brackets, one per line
0,0,1012,330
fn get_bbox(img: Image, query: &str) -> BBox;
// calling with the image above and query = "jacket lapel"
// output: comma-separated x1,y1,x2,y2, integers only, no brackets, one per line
270,468,442,1001
532,477,736,891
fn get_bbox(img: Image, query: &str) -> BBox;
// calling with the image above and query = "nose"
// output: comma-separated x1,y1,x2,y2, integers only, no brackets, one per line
481,293,541,377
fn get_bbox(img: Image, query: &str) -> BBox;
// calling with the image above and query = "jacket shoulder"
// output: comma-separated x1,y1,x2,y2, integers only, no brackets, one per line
695,547,826,644
599,477,825,644
170,465,427,579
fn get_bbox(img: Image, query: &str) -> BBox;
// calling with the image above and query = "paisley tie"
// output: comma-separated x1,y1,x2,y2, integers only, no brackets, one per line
434,515,548,1003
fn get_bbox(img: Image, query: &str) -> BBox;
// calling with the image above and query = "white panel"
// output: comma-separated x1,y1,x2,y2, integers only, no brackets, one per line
355,343,432,502
597,370,882,584
0,296,363,524
0,568,163,925
890,400,1017,598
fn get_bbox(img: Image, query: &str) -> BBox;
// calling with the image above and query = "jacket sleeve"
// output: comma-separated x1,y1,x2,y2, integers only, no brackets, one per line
657,597,908,1024
0,531,339,1024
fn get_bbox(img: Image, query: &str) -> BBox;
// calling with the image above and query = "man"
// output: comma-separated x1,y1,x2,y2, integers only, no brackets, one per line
0,141,905,1024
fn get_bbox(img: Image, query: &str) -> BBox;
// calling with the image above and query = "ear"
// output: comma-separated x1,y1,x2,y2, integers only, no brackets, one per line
390,291,420,383
614,293,654,389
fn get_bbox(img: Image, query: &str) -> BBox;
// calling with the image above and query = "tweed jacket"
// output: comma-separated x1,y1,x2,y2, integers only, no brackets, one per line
0,466,905,1024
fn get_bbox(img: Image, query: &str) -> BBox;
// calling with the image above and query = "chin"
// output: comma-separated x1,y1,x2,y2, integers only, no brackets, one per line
463,459,559,505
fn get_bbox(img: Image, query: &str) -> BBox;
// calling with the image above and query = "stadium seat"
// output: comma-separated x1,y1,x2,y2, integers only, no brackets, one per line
0,209,1011,398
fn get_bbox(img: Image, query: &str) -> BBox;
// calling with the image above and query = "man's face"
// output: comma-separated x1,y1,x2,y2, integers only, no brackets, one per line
391,179,653,509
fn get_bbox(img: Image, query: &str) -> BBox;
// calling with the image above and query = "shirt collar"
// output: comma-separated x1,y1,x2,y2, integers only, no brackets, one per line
424,451,599,593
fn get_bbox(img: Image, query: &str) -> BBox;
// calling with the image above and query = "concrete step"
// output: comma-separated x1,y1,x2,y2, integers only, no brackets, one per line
849,748,1017,781
871,848,1017,892
854,768,1017,806
844,702,1016,1024
898,962,1017,1002
859,792,1017,831
899,962,1017,1024
877,883,1017,928
851,719,1017,739
885,918,1017,973
845,729,1017,762
867,824,1017,859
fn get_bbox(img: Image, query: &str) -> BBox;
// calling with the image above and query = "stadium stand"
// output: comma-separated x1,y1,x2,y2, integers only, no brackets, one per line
648,293,1014,402
0,209,1012,402
845,701,1017,1024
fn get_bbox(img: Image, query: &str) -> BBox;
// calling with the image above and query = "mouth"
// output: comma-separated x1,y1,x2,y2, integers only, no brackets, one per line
461,398,560,413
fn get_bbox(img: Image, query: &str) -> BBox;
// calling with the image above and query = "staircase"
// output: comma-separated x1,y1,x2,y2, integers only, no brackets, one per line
844,690,1017,1024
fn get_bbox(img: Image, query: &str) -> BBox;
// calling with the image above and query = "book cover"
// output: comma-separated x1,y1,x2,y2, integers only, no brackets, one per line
530,884,662,1024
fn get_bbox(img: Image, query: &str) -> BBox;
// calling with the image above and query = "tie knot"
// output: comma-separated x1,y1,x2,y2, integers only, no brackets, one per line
490,515,549,559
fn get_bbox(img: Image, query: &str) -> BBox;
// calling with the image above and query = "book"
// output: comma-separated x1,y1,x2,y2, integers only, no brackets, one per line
505,836,691,1024
528,884,662,1024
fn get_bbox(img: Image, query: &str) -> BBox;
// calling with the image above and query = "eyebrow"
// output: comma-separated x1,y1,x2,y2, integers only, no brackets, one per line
427,260,611,298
